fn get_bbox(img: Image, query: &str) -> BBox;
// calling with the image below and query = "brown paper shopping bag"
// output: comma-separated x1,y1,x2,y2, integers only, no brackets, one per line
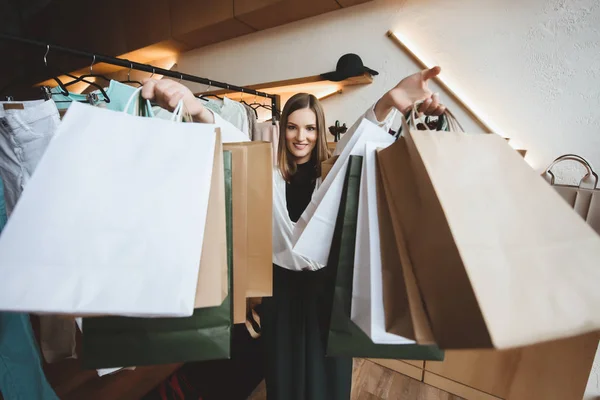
543,154,600,235
377,108,600,350
195,129,228,309
223,142,273,323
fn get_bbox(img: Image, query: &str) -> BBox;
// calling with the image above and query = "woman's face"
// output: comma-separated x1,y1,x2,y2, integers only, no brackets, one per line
285,107,318,164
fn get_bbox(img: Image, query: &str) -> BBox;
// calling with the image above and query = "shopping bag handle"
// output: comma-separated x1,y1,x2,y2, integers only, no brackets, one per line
123,87,185,122
399,102,465,136
409,102,464,132
543,154,598,189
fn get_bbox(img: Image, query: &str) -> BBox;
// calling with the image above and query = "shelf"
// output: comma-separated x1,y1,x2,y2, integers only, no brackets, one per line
195,72,373,101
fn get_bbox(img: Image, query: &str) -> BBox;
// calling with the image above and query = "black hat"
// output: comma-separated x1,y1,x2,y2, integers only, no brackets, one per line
320,53,379,82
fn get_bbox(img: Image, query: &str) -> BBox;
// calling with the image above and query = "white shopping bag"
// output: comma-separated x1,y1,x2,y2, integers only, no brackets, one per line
351,142,415,345
0,101,217,317
292,119,393,265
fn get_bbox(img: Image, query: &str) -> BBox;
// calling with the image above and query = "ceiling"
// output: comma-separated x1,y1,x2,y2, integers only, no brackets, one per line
0,0,372,97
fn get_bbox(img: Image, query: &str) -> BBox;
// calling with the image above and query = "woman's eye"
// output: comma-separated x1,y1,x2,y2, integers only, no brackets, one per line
307,126,316,131
287,125,296,130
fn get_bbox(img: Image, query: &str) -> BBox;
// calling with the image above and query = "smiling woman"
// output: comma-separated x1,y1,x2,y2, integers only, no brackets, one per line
278,92,330,181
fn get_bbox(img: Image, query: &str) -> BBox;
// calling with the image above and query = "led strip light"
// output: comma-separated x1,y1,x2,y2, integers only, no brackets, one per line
388,31,506,137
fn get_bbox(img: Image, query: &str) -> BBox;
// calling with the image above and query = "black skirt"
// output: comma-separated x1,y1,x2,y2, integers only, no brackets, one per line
261,264,352,400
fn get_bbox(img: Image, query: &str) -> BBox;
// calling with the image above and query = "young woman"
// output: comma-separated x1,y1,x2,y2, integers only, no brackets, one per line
141,66,445,399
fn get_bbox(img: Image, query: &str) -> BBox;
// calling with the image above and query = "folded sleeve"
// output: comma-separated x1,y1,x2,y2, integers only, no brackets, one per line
333,103,397,156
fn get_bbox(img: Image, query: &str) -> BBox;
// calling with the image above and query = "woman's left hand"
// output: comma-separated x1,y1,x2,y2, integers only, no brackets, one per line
374,66,445,120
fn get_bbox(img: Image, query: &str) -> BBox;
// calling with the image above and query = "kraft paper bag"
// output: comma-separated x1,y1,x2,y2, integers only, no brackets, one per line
543,154,600,235
293,119,393,266
223,142,273,324
81,151,233,369
326,155,443,360
377,109,600,349
350,141,416,345
195,132,228,309
0,102,217,317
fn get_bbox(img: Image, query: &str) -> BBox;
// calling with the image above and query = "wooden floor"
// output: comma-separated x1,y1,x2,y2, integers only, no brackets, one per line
248,359,463,400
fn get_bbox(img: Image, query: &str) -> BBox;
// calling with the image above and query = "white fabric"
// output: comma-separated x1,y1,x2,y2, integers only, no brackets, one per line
292,119,394,266
0,102,217,317
220,97,249,138
272,169,324,271
351,141,415,344
334,104,397,156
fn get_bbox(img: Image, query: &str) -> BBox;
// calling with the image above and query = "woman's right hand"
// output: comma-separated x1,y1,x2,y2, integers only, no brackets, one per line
141,79,215,123
374,66,445,120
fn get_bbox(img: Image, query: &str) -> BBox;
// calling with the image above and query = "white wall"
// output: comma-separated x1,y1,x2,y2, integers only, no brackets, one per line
176,0,600,396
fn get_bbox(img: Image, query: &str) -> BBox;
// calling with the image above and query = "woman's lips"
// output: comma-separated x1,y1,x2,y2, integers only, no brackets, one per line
293,143,308,150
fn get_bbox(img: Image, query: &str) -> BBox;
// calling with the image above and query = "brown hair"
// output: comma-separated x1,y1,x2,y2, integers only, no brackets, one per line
277,93,331,182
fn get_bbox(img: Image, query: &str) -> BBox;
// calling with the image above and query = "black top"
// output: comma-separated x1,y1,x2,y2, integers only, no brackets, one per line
286,159,317,223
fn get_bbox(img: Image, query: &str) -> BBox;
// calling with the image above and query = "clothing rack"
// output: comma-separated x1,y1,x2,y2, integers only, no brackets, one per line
0,33,279,122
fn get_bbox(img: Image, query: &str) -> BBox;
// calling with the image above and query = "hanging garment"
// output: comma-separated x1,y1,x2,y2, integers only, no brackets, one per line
198,97,247,133
51,80,137,112
241,103,257,141
0,176,59,400
254,121,279,165
50,87,88,111
0,99,61,213
0,99,77,364
101,80,138,113
204,98,223,116
220,97,249,137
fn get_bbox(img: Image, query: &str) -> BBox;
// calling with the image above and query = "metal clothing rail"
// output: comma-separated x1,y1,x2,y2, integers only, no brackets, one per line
0,32,279,121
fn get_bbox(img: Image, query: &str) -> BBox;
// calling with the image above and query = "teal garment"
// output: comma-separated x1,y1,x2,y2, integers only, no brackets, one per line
0,177,59,400
50,86,88,110
103,80,138,113
50,80,138,113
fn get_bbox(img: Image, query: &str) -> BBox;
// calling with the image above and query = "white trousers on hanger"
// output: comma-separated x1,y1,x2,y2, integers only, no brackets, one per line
0,99,76,364
0,99,60,213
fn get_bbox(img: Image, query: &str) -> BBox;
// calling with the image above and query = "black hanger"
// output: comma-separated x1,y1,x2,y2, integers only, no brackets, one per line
239,91,258,119
63,55,112,89
197,81,223,101
41,46,111,103
119,62,143,87
38,45,70,96
200,93,224,101
61,72,111,103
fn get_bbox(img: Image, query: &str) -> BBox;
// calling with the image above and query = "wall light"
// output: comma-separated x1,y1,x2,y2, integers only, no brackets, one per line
388,30,507,140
